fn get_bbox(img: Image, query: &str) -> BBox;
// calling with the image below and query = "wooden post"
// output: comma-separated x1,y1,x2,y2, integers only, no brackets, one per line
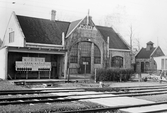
85,63,87,79
26,71,28,79
159,70,163,83
95,68,97,83
38,71,40,79
67,68,70,82
138,72,141,82
49,71,51,79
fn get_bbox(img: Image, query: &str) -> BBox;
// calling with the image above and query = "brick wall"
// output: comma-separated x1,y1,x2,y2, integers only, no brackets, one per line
109,50,131,69
136,58,157,73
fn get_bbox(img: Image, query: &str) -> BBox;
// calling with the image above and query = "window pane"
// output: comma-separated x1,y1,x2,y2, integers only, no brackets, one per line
79,42,91,57
70,44,78,56
9,31,14,43
162,59,164,69
111,56,123,68
70,56,78,63
94,45,101,64
70,44,78,63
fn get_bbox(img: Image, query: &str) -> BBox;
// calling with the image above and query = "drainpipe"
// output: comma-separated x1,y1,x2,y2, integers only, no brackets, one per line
62,32,65,48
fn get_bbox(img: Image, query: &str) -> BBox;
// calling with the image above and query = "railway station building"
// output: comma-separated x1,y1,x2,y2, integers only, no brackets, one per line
0,11,131,80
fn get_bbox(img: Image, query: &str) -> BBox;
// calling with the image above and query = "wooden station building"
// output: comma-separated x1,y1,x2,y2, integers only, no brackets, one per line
0,10,131,80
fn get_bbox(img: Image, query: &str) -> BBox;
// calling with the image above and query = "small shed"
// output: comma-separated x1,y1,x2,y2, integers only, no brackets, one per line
135,41,165,73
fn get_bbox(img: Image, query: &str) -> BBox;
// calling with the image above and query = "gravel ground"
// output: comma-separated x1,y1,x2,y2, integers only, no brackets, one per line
0,80,29,90
0,101,107,112
49,81,165,88
1,79,167,112
0,79,165,90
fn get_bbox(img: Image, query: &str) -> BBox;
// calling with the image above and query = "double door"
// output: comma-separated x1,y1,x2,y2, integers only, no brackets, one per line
80,57,91,74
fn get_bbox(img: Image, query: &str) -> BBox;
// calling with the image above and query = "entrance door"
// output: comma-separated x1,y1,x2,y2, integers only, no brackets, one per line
80,57,91,74
141,62,144,73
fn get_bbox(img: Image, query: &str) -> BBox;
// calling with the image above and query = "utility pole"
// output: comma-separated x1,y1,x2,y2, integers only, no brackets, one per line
130,25,133,67
157,37,159,46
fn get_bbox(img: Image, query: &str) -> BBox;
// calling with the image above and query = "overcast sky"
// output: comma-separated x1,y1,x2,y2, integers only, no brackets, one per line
1,0,167,54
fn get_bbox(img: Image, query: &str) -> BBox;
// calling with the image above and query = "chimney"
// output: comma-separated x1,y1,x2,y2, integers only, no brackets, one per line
146,41,154,51
51,10,56,21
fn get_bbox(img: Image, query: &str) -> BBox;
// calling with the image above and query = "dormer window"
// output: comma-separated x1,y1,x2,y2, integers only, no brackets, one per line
9,31,14,43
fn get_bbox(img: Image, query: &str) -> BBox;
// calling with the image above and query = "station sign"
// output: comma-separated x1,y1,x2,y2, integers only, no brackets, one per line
83,62,88,65
78,25,94,30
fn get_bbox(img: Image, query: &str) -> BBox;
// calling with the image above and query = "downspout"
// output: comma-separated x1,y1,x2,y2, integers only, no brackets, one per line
62,32,65,48
5,47,8,80
107,36,110,67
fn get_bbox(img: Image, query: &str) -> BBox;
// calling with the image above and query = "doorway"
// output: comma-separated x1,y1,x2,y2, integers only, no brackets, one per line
80,57,91,74
141,62,144,73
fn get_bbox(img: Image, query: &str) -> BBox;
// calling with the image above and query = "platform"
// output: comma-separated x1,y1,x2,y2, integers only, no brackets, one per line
50,91,155,110
9,77,90,85
84,97,154,107
118,104,167,113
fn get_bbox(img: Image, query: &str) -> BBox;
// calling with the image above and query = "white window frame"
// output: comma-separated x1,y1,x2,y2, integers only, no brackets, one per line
9,31,14,43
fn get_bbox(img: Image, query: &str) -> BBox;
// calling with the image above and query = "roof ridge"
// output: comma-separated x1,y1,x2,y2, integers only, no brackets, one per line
96,25,114,29
16,15,70,23
136,47,156,59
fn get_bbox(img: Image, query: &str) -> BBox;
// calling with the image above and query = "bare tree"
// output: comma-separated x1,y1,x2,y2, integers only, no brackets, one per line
133,38,141,52
0,38,2,47
130,25,133,55
129,25,141,54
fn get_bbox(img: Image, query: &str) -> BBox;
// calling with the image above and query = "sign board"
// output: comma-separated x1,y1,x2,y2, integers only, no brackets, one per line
83,62,88,65
78,25,94,30
16,57,51,71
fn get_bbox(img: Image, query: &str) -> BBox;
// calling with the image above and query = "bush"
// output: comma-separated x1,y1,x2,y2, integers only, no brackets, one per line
93,68,134,82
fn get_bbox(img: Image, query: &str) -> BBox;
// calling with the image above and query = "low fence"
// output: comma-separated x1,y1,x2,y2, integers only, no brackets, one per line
144,69,157,74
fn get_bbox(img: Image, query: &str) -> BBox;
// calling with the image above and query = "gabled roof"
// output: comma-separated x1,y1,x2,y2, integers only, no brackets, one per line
96,26,129,50
16,14,129,50
147,41,154,44
66,19,82,37
17,15,70,45
135,47,156,59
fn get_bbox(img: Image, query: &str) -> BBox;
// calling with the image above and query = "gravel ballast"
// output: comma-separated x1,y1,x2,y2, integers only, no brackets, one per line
0,101,107,112
0,80,29,90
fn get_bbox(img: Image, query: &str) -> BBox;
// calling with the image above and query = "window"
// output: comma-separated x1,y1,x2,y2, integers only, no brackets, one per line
9,31,14,43
70,56,78,63
70,44,78,63
111,56,123,68
162,59,164,69
136,61,139,65
145,62,150,71
94,45,101,64
79,42,91,57
145,62,149,67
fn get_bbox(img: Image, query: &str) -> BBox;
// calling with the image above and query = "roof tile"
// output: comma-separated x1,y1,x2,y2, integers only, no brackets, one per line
96,26,129,50
136,47,155,59
17,15,70,45
16,15,129,50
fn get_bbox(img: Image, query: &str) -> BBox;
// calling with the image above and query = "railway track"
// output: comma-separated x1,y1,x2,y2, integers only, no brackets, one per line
1,84,167,95
1,84,167,112
2,91,167,106
1,87,167,100
0,88,85,95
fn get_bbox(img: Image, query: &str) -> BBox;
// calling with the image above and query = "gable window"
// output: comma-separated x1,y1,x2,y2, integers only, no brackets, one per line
94,45,101,64
111,56,123,68
9,31,14,43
